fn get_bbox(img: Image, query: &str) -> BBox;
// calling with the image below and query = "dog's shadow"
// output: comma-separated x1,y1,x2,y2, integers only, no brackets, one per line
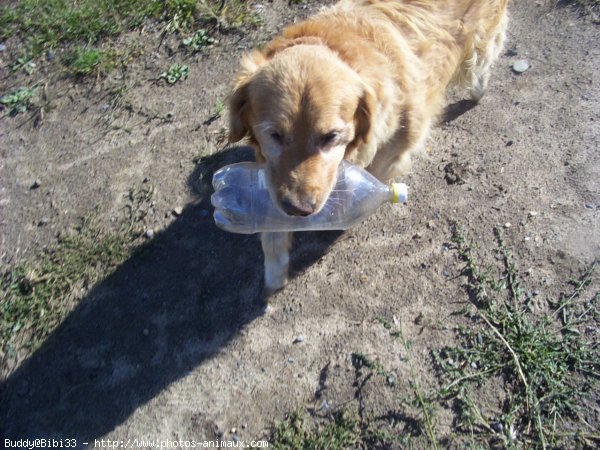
1,146,340,441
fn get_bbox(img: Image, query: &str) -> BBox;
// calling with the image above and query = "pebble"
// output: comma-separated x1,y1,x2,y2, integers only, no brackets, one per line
38,217,49,227
442,270,450,277
504,222,511,228
386,373,397,387
0,43,6,52
427,220,436,230
491,421,504,433
512,59,530,73
528,211,538,218
287,357,294,363
172,206,183,216
46,50,55,61
144,228,155,239
31,179,41,189
293,335,305,344
584,203,595,209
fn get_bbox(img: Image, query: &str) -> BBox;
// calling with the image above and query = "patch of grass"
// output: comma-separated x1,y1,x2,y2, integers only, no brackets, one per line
158,63,189,84
68,47,107,77
0,86,38,116
0,0,153,53
434,224,599,448
0,182,153,368
0,1,256,79
271,410,360,450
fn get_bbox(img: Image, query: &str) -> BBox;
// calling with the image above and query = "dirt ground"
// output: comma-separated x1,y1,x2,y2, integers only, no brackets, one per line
1,0,598,447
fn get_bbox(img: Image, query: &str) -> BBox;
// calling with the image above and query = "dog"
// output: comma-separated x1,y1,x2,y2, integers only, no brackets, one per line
227,0,508,295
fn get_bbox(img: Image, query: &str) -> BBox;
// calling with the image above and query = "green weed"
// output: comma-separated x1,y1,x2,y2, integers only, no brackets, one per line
271,411,360,450
183,29,218,51
0,1,255,78
0,86,38,116
158,63,189,84
434,224,599,448
0,182,153,369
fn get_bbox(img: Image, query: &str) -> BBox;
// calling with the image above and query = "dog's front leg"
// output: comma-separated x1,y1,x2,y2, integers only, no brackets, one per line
261,231,292,296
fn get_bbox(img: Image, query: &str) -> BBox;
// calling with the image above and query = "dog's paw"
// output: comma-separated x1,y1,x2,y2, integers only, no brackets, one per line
263,268,288,298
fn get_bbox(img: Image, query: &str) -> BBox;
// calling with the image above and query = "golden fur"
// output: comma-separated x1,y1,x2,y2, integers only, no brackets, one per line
228,0,508,294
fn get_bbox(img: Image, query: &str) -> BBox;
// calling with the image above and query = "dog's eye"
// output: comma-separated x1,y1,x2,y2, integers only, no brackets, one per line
320,131,339,147
270,132,283,144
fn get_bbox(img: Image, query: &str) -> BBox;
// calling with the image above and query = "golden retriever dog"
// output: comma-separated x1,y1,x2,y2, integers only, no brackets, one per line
228,0,508,295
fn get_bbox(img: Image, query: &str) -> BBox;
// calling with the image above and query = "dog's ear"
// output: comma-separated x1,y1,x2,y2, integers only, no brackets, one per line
229,51,265,143
354,84,376,145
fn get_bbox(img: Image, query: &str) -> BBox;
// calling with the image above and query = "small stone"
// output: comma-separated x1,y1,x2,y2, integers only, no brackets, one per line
584,203,595,209
504,222,511,228
524,236,531,241
38,217,49,227
413,232,423,240
491,421,504,433
46,50,55,61
471,362,478,370
386,373,397,387
532,290,540,296
427,220,436,230
0,44,6,52
172,206,183,216
528,211,538,218
31,179,41,189
287,357,294,363
144,229,155,239
442,270,450,277
293,335,305,344
230,428,237,434
512,59,530,73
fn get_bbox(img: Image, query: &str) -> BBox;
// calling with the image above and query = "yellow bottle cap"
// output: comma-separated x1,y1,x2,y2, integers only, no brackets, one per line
391,183,408,204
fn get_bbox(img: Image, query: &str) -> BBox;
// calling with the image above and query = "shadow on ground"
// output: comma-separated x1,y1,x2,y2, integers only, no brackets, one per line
0,145,340,442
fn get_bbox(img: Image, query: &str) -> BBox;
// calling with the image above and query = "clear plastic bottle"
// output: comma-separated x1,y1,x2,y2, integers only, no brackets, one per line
211,160,408,234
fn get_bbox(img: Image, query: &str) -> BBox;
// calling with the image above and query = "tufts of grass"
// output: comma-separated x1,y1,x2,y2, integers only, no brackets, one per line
68,47,108,77
434,224,599,449
0,182,153,369
271,411,360,450
0,1,256,79
0,0,153,53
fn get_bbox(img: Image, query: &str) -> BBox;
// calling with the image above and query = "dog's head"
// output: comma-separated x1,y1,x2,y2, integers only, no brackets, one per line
229,41,375,216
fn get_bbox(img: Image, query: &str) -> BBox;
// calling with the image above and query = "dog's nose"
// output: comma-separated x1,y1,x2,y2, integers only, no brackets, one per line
280,197,316,217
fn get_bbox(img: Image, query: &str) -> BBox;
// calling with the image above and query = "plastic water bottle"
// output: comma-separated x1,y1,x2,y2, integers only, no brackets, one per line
211,160,408,234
